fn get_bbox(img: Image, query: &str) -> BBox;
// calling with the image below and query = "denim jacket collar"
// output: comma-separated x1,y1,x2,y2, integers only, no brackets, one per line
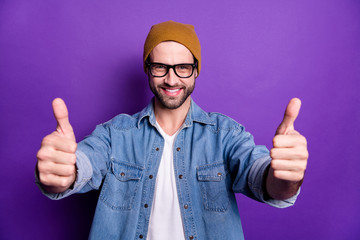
137,98,215,128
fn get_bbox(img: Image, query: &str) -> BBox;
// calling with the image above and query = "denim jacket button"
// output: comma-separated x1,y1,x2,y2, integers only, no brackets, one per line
179,174,183,179
149,175,153,179
120,172,125,176
189,235,194,239
176,147,181,151
156,147,159,151
139,234,144,239
184,204,188,209
217,172,222,176
144,204,148,208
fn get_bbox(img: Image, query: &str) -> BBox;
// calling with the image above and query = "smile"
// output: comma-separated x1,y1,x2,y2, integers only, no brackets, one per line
162,88,182,96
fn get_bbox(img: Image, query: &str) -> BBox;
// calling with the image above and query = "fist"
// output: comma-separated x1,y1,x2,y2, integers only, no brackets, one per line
36,98,77,193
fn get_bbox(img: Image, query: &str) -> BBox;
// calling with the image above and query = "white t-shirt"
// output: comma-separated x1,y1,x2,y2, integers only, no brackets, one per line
147,123,185,240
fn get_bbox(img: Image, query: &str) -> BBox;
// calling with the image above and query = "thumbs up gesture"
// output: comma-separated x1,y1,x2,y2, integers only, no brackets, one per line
266,98,309,199
36,98,77,193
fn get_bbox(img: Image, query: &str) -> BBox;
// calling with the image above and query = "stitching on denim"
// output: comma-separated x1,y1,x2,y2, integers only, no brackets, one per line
197,161,228,176
104,113,138,131
99,161,143,211
197,161,229,213
99,174,141,211
110,158,145,171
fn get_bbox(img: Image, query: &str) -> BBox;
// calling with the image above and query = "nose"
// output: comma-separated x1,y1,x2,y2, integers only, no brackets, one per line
164,68,179,86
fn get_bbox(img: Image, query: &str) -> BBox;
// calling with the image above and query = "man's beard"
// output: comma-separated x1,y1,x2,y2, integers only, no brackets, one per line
149,81,195,110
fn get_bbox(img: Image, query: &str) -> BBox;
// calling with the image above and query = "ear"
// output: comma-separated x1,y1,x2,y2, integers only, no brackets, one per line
194,69,198,78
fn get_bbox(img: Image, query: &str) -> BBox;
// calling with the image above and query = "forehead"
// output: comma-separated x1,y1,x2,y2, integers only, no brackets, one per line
150,41,193,63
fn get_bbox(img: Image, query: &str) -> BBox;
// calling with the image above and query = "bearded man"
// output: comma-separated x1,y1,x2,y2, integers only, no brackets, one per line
36,20,308,240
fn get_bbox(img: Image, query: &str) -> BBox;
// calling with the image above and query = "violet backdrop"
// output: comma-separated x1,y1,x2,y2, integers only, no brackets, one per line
0,0,359,239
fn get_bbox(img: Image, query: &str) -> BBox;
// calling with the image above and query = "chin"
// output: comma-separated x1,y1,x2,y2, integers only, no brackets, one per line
158,97,187,110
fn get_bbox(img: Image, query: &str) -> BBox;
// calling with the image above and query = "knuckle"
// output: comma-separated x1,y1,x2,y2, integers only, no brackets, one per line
68,154,77,165
270,148,277,158
293,148,304,159
296,135,307,146
65,165,76,175
272,135,280,145
59,178,70,188
270,160,278,169
298,153,306,160
302,159,308,170
273,170,283,180
37,148,53,161
69,142,77,153
303,150,309,159
297,149,309,159
299,164,307,172
37,162,46,173
294,151,302,159
270,161,275,169
39,173,50,186
36,149,45,160
37,150,49,162
296,172,304,181
295,162,306,172
42,134,54,146
272,137,276,146
302,136,308,146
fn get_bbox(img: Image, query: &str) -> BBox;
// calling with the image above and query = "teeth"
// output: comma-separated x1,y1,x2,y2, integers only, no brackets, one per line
166,89,180,93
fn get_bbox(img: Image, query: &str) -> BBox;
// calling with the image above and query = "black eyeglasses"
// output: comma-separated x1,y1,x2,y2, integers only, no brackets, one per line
146,62,197,78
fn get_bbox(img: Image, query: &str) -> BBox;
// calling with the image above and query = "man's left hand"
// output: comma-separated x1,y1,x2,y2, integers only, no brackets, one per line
267,98,309,199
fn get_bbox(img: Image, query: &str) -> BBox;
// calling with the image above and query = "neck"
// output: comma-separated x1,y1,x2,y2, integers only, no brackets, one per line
154,97,191,136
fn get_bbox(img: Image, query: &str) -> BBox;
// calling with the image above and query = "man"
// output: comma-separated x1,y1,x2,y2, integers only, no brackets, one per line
36,21,308,240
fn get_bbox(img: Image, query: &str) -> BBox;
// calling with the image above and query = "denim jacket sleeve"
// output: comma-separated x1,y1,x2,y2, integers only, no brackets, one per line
36,123,111,200
227,125,298,208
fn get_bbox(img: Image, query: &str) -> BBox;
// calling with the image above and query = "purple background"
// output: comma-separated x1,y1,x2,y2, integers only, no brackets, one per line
1,0,359,239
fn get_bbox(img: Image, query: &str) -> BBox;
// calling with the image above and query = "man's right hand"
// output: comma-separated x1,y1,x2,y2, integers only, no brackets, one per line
36,98,77,193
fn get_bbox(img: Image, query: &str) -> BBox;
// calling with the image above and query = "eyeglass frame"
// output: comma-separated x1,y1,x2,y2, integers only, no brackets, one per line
146,61,198,78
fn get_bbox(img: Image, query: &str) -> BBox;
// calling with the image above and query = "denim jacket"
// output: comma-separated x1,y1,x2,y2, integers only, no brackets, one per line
40,99,298,240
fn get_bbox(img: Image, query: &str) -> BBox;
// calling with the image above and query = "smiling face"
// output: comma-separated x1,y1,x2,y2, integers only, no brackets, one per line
148,41,197,110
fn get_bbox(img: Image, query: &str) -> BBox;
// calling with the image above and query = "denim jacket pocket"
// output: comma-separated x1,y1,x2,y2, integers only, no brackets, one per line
197,162,230,212
100,161,143,211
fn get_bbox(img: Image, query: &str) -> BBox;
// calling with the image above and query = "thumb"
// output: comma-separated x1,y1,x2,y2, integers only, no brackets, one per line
276,98,301,135
52,98,75,141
